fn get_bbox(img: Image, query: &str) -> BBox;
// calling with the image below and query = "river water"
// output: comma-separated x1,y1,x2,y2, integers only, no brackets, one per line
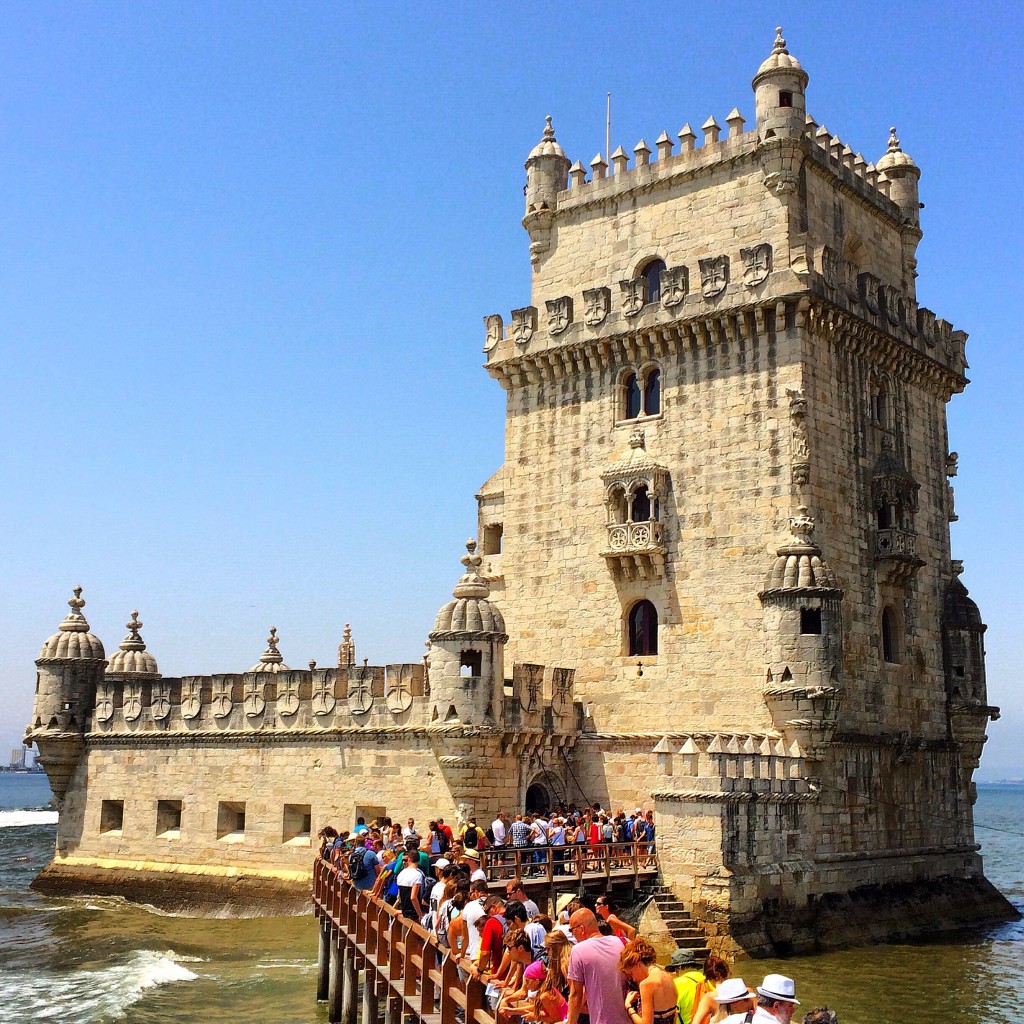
1,774,1021,1022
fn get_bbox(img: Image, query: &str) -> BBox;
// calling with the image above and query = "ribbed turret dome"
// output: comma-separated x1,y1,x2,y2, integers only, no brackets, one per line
875,126,918,172
248,627,290,672
760,509,841,594
527,116,568,162
431,540,507,637
106,611,160,677
943,563,983,628
754,27,807,83
38,587,106,661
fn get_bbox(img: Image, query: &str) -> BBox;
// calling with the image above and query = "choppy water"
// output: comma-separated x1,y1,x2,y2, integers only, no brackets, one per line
0,774,1021,1022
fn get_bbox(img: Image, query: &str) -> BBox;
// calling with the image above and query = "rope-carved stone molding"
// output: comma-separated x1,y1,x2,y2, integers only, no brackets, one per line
650,790,819,804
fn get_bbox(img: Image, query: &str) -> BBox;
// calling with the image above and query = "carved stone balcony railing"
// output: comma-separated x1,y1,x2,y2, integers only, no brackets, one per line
875,527,924,585
602,520,665,581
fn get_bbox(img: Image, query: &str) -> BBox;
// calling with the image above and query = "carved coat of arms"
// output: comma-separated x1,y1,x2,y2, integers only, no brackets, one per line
95,683,114,723
182,679,202,720
620,279,645,317
243,678,266,717
385,665,415,714
740,244,772,287
312,677,336,717
348,668,373,715
278,681,300,717
212,679,233,719
483,314,503,352
820,246,838,286
660,266,689,308
123,684,143,722
151,682,171,721
545,296,573,335
511,306,536,347
583,286,610,326
699,256,729,299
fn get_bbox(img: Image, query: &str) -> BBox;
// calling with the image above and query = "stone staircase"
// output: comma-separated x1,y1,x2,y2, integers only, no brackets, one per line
639,883,711,960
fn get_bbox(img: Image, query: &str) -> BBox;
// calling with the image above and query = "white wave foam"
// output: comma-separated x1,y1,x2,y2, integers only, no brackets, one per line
5,949,197,1022
0,809,58,828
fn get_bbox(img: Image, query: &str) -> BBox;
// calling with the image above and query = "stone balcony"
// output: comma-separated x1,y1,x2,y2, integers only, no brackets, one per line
874,527,925,584
602,520,665,581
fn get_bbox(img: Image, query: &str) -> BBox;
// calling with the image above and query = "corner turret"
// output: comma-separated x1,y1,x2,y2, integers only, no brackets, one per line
753,27,808,141
523,116,570,266
105,611,160,679
26,587,107,803
876,126,923,285
758,509,844,757
427,539,508,726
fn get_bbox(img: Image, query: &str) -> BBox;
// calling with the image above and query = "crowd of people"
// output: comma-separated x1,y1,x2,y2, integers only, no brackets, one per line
317,808,839,1024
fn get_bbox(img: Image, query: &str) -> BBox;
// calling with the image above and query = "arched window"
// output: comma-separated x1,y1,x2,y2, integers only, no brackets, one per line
881,606,899,664
624,373,642,419
630,485,651,522
609,487,628,524
641,259,666,305
643,368,661,415
872,381,890,428
628,600,658,656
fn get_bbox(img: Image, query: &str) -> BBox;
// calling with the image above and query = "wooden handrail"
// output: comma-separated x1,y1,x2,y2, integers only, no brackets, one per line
313,860,497,1024
479,840,657,882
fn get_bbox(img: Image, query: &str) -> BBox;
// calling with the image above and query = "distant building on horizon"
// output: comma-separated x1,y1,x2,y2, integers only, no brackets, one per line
9,748,26,770
23,29,1018,955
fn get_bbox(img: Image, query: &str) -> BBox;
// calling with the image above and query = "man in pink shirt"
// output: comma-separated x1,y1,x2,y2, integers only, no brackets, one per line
566,909,630,1024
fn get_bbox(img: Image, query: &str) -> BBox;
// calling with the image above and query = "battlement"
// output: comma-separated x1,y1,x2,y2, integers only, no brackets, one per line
86,659,578,736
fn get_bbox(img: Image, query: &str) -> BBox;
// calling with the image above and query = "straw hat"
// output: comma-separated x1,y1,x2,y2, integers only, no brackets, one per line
556,892,577,915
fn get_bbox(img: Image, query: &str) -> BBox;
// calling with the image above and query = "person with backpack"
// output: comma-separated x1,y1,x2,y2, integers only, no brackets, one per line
462,817,487,851
347,835,380,892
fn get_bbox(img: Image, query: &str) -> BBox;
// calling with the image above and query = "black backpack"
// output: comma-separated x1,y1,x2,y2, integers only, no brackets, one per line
348,847,370,881
463,825,479,849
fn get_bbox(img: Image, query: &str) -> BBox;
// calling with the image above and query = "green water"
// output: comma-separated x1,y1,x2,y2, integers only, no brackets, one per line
2,777,1022,1022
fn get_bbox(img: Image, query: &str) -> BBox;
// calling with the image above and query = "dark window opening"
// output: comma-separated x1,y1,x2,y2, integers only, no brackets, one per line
876,505,892,529
644,369,661,415
954,665,965,678
100,800,124,834
881,607,898,664
779,90,793,108
157,800,183,837
641,259,666,304
631,486,651,522
482,523,503,555
624,373,642,419
800,608,822,635
628,600,658,657
460,650,482,677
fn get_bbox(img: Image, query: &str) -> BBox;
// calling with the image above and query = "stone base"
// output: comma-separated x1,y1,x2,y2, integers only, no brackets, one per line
703,874,1020,959
31,860,311,916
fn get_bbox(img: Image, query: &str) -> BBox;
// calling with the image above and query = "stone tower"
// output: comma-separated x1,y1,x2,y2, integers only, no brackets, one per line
477,28,1011,951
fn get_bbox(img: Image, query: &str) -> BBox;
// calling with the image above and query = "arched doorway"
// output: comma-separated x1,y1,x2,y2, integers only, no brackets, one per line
525,782,550,814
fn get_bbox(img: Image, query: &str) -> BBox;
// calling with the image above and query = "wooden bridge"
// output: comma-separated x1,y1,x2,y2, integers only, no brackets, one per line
312,843,660,1024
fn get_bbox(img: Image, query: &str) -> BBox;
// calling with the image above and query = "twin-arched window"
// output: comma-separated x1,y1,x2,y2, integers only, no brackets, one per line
628,600,658,656
622,367,661,420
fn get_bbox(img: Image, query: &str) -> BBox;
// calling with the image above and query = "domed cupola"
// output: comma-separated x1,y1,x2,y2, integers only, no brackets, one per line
248,627,290,673
427,540,508,726
28,587,109,801
759,508,844,757
106,611,160,679
38,586,105,662
876,125,922,238
524,116,570,265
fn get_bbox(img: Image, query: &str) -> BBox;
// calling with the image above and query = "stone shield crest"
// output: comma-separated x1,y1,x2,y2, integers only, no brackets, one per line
583,286,611,327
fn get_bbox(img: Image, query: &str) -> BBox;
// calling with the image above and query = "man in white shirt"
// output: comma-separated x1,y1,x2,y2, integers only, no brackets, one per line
461,879,490,963
463,848,487,884
491,812,508,847
504,878,540,918
750,974,800,1024
402,818,420,840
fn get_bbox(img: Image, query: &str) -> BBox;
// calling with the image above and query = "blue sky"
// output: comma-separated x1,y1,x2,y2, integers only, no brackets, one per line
2,2,1021,782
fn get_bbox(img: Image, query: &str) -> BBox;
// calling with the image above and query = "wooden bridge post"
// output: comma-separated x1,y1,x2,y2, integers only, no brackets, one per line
317,917,331,1002
328,938,344,1024
342,942,359,1024
361,961,379,1024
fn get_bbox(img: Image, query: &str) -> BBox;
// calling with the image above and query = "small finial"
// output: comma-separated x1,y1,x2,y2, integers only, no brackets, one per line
461,538,482,572
69,586,85,612
543,115,554,140
773,26,787,53
309,659,317,671
887,126,900,152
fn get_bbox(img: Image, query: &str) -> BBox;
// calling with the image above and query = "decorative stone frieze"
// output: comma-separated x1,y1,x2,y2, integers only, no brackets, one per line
699,256,729,298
